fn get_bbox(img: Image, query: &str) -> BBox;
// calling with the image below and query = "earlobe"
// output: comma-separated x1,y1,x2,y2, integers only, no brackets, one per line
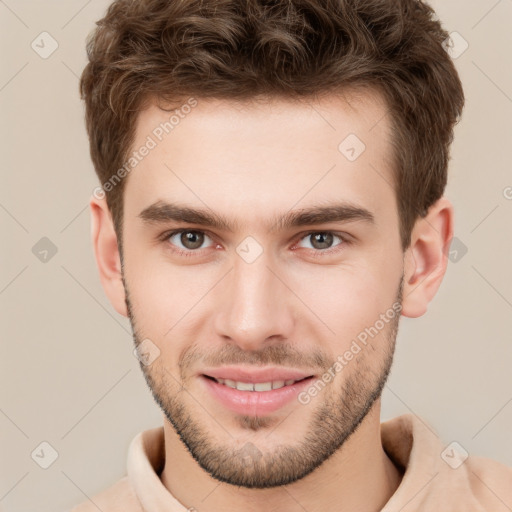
90,196,128,317
401,198,454,318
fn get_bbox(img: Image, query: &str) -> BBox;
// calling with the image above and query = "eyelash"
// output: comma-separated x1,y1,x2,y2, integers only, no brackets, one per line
158,229,352,259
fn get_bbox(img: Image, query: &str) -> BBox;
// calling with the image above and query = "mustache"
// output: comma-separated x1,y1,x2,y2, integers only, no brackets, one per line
179,342,332,373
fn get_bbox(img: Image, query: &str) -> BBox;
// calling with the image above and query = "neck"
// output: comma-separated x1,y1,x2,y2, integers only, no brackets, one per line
160,401,403,512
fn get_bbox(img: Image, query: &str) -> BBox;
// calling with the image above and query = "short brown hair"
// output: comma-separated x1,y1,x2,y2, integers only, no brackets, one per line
79,0,464,250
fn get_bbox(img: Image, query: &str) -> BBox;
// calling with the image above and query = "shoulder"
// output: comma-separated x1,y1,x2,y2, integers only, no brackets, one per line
70,476,143,512
466,455,512,510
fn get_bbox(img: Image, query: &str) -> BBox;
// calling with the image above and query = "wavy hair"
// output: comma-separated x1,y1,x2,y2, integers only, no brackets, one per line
79,0,464,249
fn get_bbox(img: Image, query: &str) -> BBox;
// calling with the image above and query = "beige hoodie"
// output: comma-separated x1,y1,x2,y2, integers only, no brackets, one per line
70,414,512,511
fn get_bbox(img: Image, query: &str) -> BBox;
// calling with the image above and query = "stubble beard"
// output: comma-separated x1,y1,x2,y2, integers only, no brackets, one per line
124,274,403,488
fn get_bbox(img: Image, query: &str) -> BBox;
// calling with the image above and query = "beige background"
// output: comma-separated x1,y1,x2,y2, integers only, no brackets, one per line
1,1,511,511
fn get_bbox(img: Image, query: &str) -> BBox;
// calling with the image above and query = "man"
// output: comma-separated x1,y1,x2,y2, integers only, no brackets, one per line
73,0,511,510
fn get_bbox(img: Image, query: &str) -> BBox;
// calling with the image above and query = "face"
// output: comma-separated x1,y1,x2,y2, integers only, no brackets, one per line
120,92,405,488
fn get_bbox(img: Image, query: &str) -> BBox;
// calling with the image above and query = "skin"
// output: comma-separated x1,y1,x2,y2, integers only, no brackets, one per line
90,91,454,512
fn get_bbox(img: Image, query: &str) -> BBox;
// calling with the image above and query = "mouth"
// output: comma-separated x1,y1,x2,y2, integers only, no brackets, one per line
199,370,316,416
202,374,313,392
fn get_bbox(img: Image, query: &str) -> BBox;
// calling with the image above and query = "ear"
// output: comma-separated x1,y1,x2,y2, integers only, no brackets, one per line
401,197,454,318
90,195,128,317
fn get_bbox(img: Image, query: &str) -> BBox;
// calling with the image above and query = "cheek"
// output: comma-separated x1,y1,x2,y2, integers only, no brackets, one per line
124,256,216,346
287,260,400,343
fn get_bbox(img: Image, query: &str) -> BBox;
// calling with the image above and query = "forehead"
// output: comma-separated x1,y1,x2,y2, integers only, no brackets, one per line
123,91,395,231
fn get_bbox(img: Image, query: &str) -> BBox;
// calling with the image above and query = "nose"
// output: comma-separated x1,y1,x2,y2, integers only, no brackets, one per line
213,250,295,352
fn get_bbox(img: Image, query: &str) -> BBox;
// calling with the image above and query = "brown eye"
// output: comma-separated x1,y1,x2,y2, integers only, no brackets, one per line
310,233,333,250
168,230,213,251
297,232,345,252
180,231,204,249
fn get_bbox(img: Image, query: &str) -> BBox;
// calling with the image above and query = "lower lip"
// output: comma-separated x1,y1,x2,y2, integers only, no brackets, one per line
200,375,315,415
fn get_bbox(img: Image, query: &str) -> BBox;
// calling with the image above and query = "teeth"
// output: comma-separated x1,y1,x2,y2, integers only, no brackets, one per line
255,382,272,391
213,378,300,391
236,381,255,391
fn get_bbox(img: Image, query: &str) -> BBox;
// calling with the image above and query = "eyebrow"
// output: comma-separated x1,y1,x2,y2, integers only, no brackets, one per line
138,200,375,233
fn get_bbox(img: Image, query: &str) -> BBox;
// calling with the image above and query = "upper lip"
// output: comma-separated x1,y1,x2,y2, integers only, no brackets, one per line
201,366,315,383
